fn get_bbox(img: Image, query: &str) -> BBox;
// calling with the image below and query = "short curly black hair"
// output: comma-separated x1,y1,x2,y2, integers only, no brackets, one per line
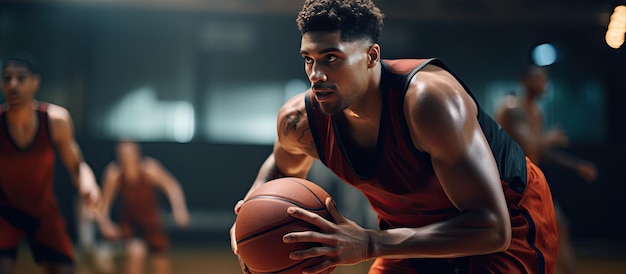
296,0,384,43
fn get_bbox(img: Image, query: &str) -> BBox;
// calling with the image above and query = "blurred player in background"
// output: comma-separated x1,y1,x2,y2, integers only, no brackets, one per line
494,65,598,274
97,140,189,274
0,51,101,274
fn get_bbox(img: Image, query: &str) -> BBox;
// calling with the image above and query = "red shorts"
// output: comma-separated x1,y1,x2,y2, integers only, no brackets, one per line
120,219,169,253
0,207,74,264
369,158,558,274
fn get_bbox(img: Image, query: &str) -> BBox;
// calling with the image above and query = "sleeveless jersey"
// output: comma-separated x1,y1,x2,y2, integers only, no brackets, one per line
0,103,60,218
118,169,161,225
305,59,528,228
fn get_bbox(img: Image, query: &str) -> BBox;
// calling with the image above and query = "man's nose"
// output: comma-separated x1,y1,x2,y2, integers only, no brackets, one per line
309,65,327,83
6,77,19,88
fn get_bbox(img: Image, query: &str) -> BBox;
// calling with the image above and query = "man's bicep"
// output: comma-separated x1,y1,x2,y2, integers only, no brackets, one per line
419,106,503,210
431,131,504,212
59,141,83,173
402,72,510,233
53,119,84,174
273,140,314,178
100,165,121,207
274,93,317,177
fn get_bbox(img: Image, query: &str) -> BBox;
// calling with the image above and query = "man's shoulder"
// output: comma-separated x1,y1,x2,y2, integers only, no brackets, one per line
104,161,121,174
403,63,478,128
278,91,309,125
43,103,77,142
140,157,163,170
405,63,461,97
44,103,72,123
496,95,524,113
276,91,316,156
494,95,527,124
281,91,308,110
382,58,435,75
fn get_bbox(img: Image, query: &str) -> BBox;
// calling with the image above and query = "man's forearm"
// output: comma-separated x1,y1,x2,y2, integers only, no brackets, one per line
69,161,96,191
371,210,510,260
167,185,188,213
541,149,583,171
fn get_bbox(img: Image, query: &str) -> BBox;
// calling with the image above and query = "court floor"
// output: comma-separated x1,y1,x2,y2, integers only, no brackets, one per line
12,242,626,274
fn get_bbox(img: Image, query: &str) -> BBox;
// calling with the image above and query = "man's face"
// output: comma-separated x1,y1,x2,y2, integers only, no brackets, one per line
524,70,548,97
1,65,39,107
300,31,372,116
117,142,140,170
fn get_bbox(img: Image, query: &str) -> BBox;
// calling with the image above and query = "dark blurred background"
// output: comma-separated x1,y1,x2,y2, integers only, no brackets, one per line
1,0,625,254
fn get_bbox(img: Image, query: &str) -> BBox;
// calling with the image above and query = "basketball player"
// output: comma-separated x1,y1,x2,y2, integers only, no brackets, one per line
230,0,559,273
0,51,101,274
494,65,597,274
97,140,189,274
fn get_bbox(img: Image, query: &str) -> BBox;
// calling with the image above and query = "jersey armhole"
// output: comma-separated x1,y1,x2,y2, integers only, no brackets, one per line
304,92,327,166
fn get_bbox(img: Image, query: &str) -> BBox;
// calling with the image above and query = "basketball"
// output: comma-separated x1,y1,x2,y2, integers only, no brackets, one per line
235,177,335,274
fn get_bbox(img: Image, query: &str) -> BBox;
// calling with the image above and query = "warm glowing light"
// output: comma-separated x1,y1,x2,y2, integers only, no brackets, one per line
606,31,625,49
606,5,626,49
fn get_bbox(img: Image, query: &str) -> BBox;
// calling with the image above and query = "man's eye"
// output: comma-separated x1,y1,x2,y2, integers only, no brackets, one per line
326,55,337,62
303,56,314,64
17,76,26,82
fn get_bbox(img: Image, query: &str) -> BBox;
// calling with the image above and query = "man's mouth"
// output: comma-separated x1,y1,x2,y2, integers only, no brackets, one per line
315,90,332,96
7,90,19,98
314,90,334,102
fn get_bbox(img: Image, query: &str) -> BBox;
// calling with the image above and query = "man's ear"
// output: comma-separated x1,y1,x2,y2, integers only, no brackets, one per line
367,43,380,68
32,75,41,92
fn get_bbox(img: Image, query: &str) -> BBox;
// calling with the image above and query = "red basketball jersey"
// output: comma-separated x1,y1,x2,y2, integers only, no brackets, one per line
304,58,529,227
304,59,556,273
0,103,60,218
118,169,161,225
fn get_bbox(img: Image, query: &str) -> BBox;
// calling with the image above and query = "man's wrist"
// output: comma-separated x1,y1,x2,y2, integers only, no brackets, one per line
365,229,378,261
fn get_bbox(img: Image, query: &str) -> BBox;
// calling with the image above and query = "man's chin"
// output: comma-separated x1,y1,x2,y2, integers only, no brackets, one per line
6,98,24,106
319,104,342,116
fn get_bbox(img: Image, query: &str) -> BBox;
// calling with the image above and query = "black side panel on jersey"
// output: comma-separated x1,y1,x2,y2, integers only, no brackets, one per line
390,58,528,193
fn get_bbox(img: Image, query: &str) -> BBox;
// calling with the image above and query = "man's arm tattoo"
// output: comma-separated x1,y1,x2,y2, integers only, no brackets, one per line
283,111,313,146
283,111,303,136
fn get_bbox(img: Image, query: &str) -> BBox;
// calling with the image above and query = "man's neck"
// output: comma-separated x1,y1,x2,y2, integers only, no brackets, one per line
6,101,37,125
344,64,382,123
521,91,540,106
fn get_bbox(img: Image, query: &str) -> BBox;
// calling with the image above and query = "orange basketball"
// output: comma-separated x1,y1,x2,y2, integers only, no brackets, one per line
235,177,335,274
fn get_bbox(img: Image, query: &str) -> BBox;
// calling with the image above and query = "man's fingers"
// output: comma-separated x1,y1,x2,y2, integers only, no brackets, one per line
231,224,240,255
237,255,252,274
234,200,245,214
324,197,343,224
287,206,333,230
283,230,336,246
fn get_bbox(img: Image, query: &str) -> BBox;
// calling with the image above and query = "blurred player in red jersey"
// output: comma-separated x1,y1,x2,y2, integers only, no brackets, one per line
494,65,597,274
0,51,101,274
97,140,189,274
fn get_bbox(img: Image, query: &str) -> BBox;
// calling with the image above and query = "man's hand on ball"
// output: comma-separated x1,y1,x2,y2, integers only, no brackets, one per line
283,197,373,274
